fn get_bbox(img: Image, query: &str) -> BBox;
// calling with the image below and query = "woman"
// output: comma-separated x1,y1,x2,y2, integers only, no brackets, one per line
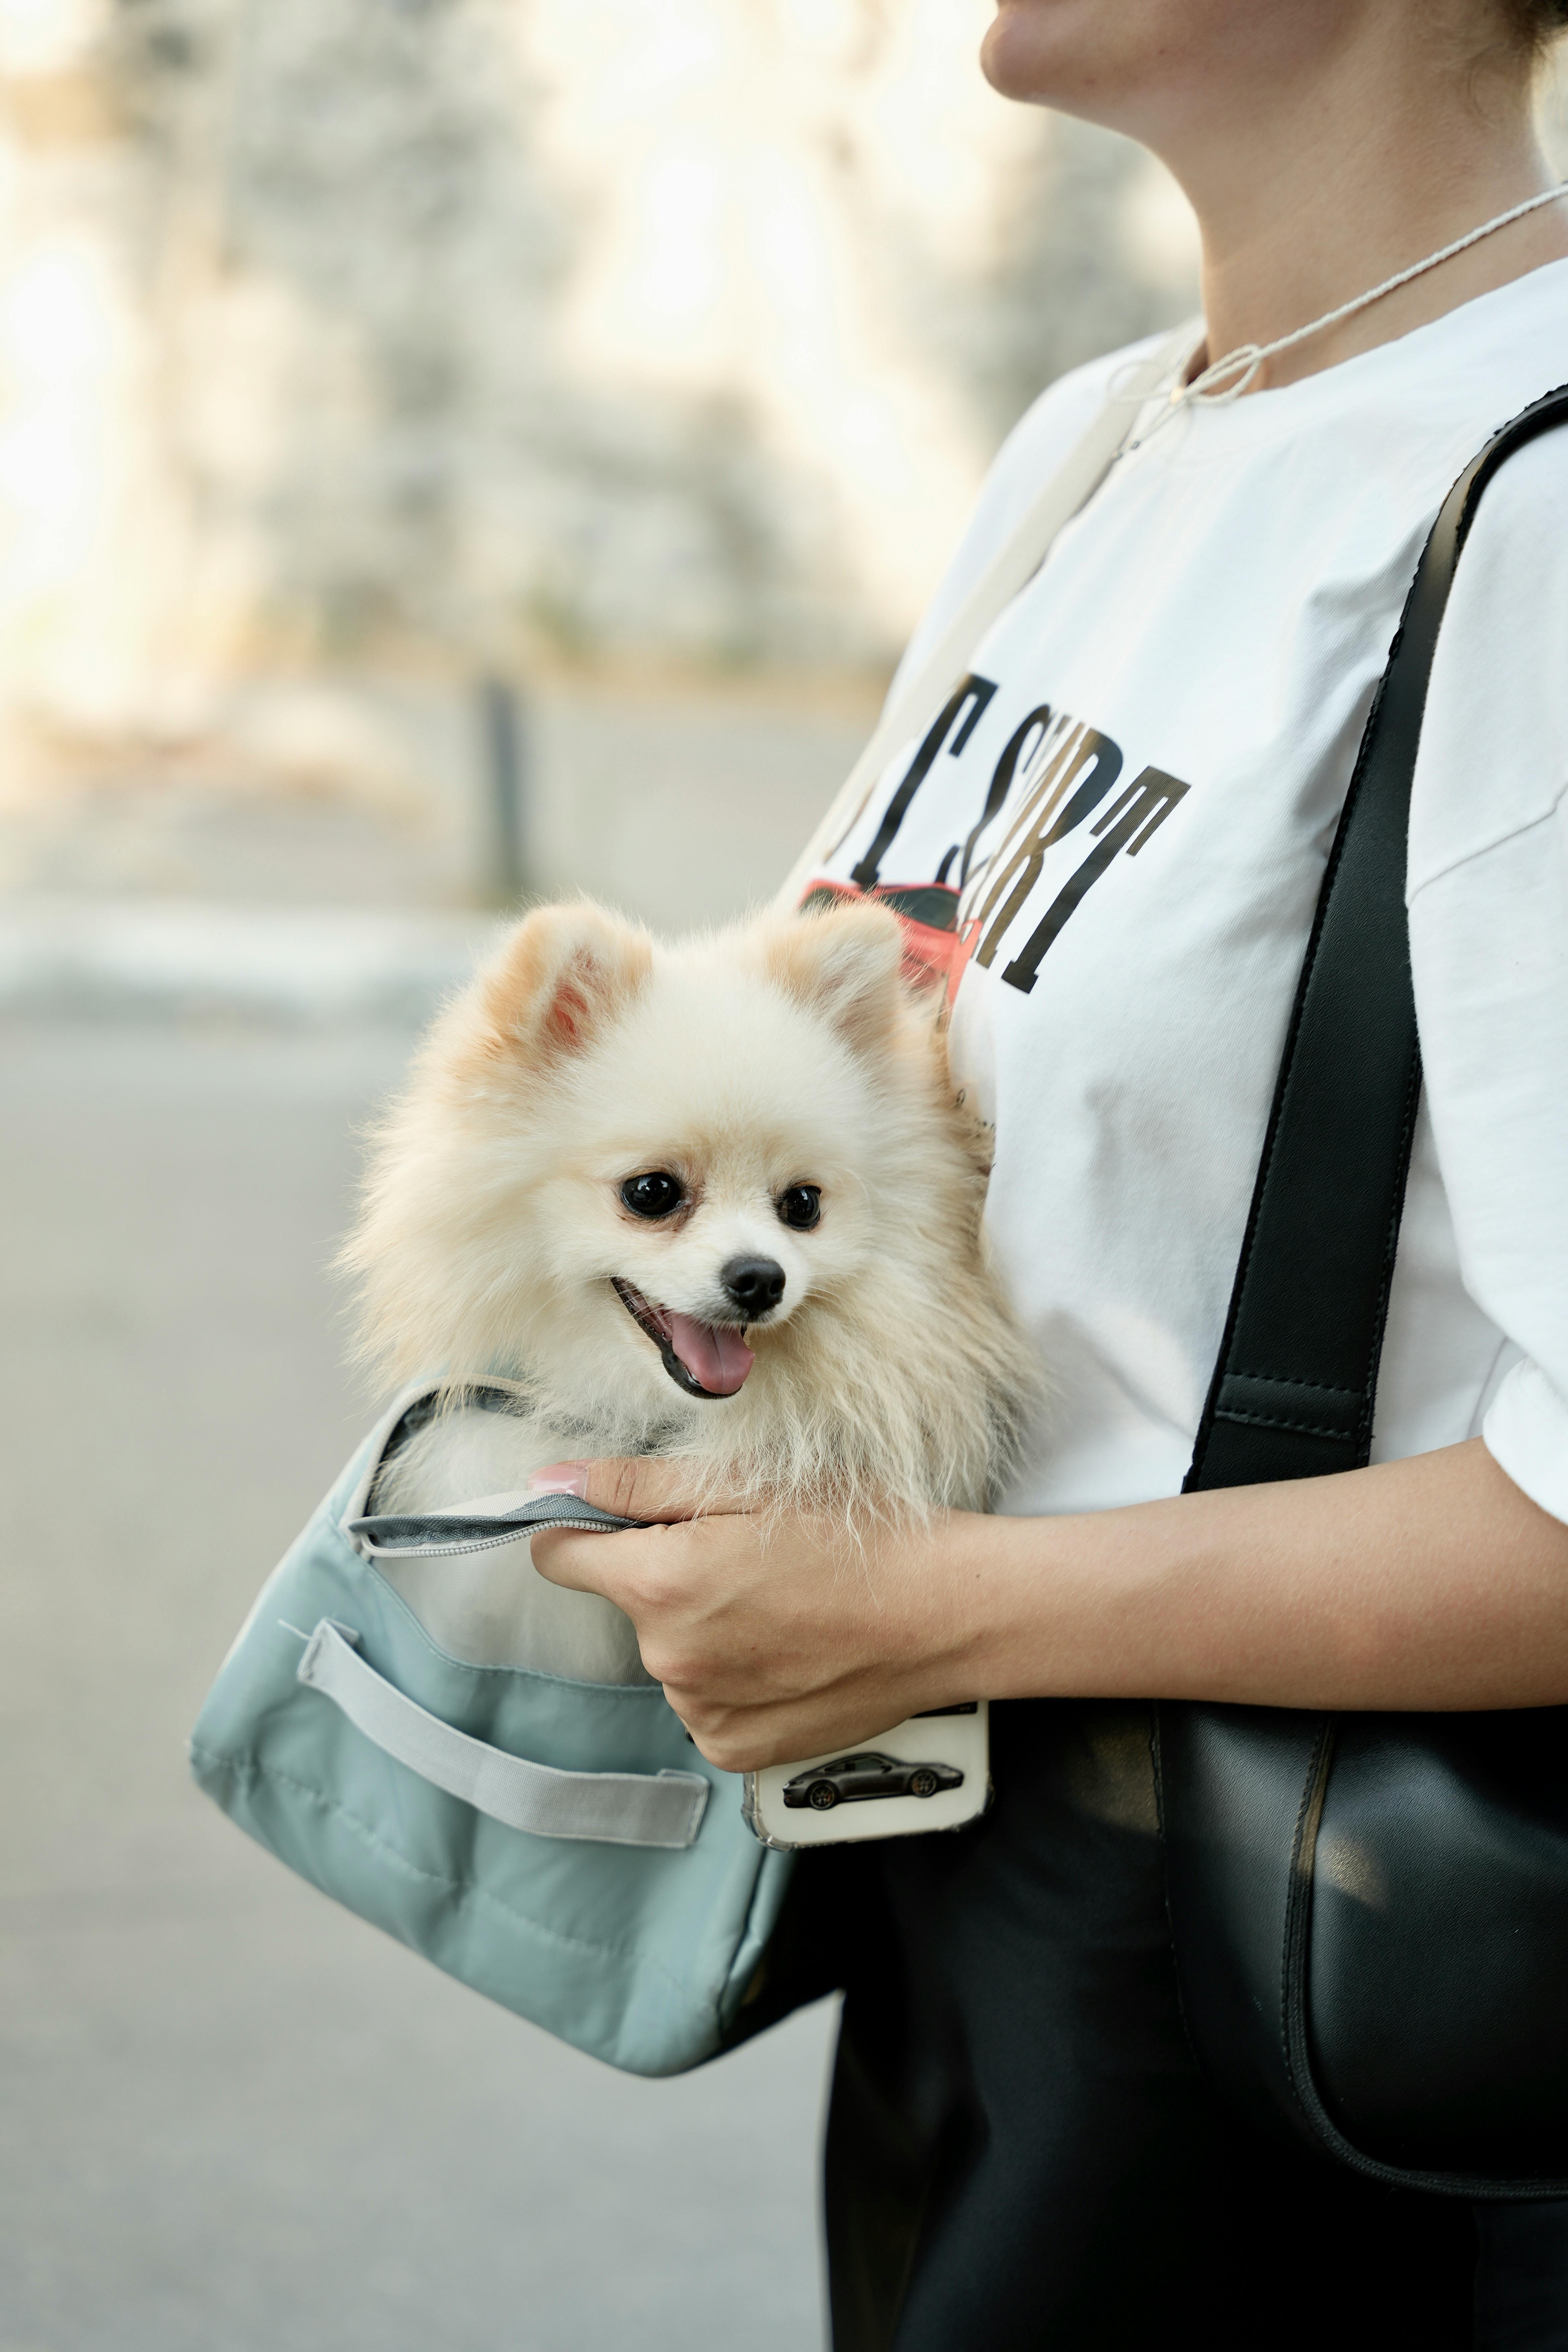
534,3,1568,2343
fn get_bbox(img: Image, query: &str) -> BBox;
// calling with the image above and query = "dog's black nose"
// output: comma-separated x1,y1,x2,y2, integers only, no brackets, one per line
721,1256,786,1318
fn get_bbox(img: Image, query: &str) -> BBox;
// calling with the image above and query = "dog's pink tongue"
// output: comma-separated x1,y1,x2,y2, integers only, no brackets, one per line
665,1313,754,1395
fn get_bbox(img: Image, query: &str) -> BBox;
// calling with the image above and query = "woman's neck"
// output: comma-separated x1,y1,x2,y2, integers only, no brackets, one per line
1162,27,1568,388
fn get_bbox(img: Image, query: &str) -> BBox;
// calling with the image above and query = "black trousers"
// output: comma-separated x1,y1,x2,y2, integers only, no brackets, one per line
770,1700,1568,2351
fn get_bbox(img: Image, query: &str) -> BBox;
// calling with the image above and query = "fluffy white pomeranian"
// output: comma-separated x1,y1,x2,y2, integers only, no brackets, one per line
342,894,1042,1683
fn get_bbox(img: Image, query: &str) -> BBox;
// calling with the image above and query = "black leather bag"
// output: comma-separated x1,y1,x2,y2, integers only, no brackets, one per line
1157,385,1568,2200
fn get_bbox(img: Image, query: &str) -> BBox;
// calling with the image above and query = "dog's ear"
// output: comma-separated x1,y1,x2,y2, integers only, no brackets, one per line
476,903,652,1065
763,899,905,1053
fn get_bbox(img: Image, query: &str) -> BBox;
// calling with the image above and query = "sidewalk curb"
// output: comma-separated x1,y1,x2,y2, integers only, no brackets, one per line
0,897,502,1026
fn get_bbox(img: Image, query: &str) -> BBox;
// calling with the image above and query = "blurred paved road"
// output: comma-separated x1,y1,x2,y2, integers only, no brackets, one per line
0,1016,835,2352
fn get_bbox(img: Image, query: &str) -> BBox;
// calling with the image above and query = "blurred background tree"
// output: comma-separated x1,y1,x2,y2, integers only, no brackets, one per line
0,0,1195,728
0,0,1551,928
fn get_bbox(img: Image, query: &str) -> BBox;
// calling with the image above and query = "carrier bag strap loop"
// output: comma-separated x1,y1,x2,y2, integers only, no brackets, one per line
296,1620,709,1849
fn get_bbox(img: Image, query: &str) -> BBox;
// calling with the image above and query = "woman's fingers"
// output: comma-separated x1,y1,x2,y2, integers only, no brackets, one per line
529,1518,681,1603
665,1685,919,1774
529,1452,752,1602
527,1454,742,1524
527,1455,708,1595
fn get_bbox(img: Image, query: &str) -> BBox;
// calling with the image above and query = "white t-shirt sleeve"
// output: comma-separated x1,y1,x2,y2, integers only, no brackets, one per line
1407,426,1568,1523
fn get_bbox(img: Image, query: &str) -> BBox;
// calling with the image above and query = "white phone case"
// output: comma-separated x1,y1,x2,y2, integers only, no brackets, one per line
741,1702,991,1850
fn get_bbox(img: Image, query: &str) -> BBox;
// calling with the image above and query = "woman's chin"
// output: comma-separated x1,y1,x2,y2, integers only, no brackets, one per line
979,0,1081,106
979,0,1159,128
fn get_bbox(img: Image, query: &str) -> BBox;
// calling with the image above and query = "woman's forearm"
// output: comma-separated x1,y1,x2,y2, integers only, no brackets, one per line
532,1438,1568,1768
966,1436,1568,1712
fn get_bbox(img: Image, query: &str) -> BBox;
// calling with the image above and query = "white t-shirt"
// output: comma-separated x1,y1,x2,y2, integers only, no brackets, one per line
807,257,1568,1526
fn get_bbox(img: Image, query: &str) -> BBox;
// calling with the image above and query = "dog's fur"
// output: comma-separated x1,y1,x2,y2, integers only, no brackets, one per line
342,897,1043,1682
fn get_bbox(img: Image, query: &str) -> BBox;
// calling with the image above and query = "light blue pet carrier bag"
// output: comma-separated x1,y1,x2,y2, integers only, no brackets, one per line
189,1387,794,2077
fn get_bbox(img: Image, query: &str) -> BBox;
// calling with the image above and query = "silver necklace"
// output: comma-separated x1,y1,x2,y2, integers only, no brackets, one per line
1127,180,1568,441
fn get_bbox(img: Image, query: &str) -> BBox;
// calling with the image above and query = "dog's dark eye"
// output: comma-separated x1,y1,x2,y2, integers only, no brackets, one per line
621,1171,683,1220
777,1185,821,1232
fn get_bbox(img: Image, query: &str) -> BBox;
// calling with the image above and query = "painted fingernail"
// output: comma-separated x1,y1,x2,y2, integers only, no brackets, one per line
527,1461,591,1498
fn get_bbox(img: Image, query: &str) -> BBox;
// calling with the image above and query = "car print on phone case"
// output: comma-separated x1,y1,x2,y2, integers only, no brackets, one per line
781,1751,966,1810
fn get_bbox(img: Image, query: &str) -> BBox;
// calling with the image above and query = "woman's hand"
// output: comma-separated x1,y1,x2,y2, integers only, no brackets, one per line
529,1461,993,1770
531,1439,1568,1767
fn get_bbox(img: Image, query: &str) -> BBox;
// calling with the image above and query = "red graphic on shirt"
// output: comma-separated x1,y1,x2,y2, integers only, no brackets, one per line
825,675,1190,1001
796,877,960,991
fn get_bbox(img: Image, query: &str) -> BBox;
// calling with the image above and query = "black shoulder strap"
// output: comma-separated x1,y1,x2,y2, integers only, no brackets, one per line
1185,384,1568,1495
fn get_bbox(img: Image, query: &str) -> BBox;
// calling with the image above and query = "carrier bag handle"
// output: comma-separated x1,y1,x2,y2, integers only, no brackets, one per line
294,1620,709,1849
773,322,1201,911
